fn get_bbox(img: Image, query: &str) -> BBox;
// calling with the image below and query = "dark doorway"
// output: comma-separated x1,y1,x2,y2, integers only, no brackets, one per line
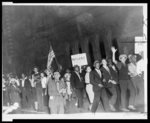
88,42,94,65
99,41,106,59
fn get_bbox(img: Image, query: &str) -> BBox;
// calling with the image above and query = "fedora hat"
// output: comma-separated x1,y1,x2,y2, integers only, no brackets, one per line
93,60,100,67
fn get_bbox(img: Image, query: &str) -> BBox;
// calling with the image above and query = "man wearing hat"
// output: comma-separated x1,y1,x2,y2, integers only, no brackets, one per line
111,47,136,112
128,54,144,111
47,71,65,114
70,65,85,110
90,60,111,113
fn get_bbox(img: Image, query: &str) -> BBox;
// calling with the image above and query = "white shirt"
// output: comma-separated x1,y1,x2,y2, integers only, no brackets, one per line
95,69,102,78
64,73,71,82
41,77,47,88
21,77,27,87
128,63,138,77
137,59,145,75
85,72,90,84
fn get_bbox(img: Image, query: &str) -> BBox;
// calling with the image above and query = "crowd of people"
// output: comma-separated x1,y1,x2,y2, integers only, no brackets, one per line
2,47,145,114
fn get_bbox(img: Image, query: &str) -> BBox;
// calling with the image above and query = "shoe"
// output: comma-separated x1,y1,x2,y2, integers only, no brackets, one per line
109,104,116,112
128,105,136,110
120,108,130,112
75,102,77,106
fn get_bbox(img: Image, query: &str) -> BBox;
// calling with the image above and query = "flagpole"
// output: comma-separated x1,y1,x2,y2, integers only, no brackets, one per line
49,41,61,72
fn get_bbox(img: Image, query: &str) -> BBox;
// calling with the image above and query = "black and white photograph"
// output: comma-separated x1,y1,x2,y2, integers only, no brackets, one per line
2,2,147,120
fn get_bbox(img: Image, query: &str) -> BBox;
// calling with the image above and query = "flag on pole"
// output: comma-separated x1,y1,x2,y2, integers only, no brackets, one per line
47,45,55,71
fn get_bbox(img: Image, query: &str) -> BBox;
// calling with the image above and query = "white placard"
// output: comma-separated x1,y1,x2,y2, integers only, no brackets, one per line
71,53,88,67
134,36,146,54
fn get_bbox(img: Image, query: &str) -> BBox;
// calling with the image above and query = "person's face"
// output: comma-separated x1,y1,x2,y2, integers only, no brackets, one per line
102,59,107,66
75,67,80,72
132,56,137,63
86,66,91,73
34,68,38,73
95,63,100,69
41,73,44,77
120,57,127,63
22,74,25,78
66,69,70,73
54,72,60,80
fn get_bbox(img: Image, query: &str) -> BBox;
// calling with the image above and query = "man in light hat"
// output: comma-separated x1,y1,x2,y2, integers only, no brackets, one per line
47,71,65,114
111,46,136,112
90,60,110,113
128,54,144,111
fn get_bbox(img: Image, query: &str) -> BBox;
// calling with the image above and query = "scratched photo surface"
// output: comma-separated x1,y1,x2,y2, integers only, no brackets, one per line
2,3,147,120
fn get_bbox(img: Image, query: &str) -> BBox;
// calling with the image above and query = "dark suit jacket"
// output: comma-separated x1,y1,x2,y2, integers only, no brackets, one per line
101,67,113,88
22,79,32,93
90,69,103,92
109,67,119,84
70,72,84,89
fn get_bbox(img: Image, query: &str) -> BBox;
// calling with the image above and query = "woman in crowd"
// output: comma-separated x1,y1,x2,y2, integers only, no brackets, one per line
84,65,94,110
3,74,21,114
32,67,43,111
41,72,47,108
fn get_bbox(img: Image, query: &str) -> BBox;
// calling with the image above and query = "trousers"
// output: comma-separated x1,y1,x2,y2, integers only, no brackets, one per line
75,88,84,108
86,84,94,104
91,88,110,113
131,76,144,108
49,95,64,114
119,80,136,108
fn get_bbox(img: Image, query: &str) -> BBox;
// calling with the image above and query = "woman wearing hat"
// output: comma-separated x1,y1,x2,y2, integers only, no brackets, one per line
111,46,136,112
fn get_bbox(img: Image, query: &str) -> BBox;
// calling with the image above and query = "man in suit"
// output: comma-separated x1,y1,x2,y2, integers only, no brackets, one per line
101,59,117,111
20,73,32,108
71,65,85,109
90,60,111,113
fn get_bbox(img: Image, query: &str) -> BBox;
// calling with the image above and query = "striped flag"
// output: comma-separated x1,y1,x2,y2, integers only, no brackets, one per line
47,45,55,71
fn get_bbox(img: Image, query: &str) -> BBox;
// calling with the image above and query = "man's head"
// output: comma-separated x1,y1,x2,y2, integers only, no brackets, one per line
40,72,44,77
119,54,127,63
128,54,137,63
101,59,107,66
33,67,38,73
21,73,25,78
53,71,61,80
74,65,80,73
66,69,70,73
93,60,100,69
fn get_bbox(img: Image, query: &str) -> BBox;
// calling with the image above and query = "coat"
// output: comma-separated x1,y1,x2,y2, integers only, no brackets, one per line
90,69,103,92
70,72,85,89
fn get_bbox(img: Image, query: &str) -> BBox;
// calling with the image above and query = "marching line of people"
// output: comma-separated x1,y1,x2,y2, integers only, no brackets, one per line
2,46,145,114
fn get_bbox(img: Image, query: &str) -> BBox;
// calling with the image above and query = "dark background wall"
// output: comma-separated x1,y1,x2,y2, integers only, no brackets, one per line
2,6,143,75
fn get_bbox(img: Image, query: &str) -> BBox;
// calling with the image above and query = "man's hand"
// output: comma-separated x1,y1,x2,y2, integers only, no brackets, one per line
111,46,117,53
98,84,103,87
111,80,117,84
50,96,54,100
103,79,106,83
